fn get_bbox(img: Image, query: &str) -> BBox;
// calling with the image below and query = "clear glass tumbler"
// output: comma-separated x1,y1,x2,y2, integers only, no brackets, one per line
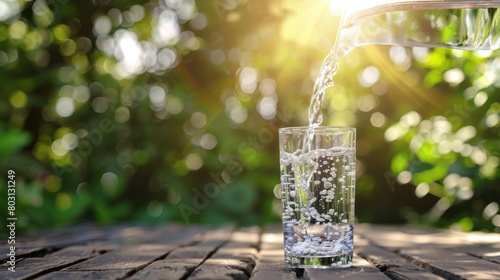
279,126,356,268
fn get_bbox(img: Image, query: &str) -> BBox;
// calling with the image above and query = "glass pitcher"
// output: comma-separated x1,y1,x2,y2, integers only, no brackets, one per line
335,0,500,57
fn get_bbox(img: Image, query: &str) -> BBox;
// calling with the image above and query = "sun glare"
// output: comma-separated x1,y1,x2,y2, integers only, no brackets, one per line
279,0,338,48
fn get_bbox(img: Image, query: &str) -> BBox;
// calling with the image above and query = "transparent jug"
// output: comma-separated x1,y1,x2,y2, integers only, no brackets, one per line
336,0,500,57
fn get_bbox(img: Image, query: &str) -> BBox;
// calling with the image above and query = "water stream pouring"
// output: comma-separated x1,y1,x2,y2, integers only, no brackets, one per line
308,0,500,129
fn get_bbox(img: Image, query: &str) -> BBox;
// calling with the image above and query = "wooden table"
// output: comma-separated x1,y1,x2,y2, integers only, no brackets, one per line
1,224,499,279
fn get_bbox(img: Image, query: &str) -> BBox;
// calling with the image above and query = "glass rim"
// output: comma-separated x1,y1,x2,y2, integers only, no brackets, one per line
278,126,356,134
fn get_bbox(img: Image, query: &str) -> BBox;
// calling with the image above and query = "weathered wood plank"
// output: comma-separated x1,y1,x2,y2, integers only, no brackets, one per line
451,242,500,265
204,258,254,276
303,255,390,280
400,248,500,280
129,226,236,279
452,232,500,264
10,225,117,249
251,226,297,280
64,244,173,271
259,228,284,251
356,224,464,250
0,247,49,263
0,269,39,280
251,256,297,280
37,270,130,280
456,229,500,246
128,262,196,280
49,246,109,258
107,224,204,246
0,245,106,280
165,246,215,260
223,226,260,249
188,265,249,280
152,225,206,246
195,225,236,248
355,235,444,280
183,228,259,279
211,247,258,270
250,267,298,280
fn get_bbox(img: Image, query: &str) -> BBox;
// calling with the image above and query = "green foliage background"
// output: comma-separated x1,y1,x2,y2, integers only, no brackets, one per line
0,0,499,234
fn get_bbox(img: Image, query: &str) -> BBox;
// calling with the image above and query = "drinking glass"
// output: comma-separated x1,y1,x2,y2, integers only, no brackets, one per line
279,126,356,268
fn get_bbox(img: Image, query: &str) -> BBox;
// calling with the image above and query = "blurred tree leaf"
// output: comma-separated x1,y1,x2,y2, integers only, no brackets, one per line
0,130,31,159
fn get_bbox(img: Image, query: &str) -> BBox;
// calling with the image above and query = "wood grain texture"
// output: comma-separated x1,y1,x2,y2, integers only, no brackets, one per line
0,245,106,279
355,235,444,280
64,244,173,271
128,262,196,280
2,224,500,279
37,270,130,280
400,248,500,280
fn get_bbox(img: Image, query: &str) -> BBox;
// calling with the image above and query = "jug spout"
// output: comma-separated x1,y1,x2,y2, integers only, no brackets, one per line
336,0,500,58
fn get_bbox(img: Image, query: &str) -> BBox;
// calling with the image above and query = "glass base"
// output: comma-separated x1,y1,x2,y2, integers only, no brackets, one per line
285,252,353,269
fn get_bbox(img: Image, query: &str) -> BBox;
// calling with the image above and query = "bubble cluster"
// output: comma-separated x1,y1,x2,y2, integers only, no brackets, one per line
280,147,355,262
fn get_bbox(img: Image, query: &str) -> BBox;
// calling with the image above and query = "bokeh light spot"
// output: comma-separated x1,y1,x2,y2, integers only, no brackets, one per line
60,39,76,56
258,96,277,120
474,91,488,107
149,86,166,105
51,139,67,156
56,193,72,211
401,111,421,127
130,5,146,22
93,16,112,36
471,148,488,165
44,175,62,192
455,126,476,142
74,85,90,103
166,95,183,114
185,153,203,170
0,1,21,21
370,112,386,127
259,78,277,95
397,171,412,184
191,112,207,128
210,49,225,65
190,13,207,30
273,184,282,199
492,215,500,227
115,107,130,123
53,24,70,42
480,156,499,178
10,90,28,108
101,172,119,196
176,0,196,21
484,202,500,220
415,182,430,198
200,133,217,150
114,30,144,77
486,113,500,127
154,10,180,46
158,47,178,69
358,66,380,87
61,133,78,150
443,68,465,86
92,97,109,113
239,67,258,94
229,106,247,124
55,97,75,117
147,200,164,217
358,95,378,112
9,20,27,40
